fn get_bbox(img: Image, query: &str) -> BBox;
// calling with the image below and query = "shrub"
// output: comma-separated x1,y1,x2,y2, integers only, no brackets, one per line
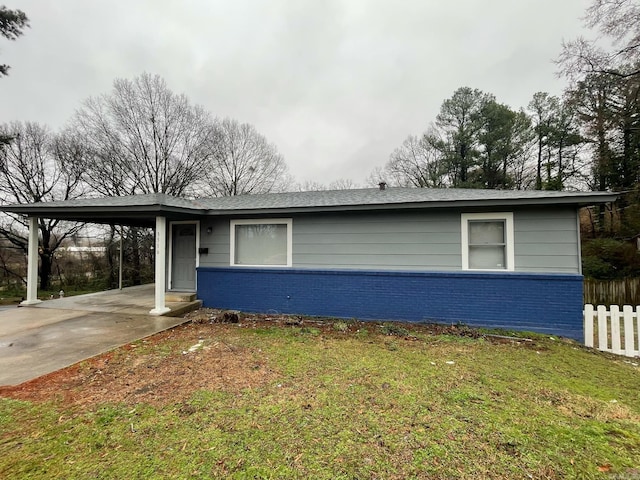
582,238,640,279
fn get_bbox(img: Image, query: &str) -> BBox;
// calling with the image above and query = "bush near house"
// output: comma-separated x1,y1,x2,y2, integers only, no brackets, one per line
582,238,640,280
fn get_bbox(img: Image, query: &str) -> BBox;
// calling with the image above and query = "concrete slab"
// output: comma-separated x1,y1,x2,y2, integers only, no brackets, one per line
33,284,159,315
0,307,85,337
0,285,192,386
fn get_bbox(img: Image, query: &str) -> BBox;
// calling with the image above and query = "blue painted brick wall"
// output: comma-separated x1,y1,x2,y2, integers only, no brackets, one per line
197,267,584,340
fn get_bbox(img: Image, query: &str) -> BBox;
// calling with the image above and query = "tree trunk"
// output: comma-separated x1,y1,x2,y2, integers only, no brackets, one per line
38,226,52,290
39,252,52,290
621,122,632,189
594,115,609,235
535,134,543,190
557,141,564,191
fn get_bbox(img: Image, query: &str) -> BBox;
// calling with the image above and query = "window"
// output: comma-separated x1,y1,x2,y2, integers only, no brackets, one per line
461,213,514,271
230,219,292,267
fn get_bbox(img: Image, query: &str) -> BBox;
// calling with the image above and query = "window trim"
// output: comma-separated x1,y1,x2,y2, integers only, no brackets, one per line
230,218,293,267
461,212,514,271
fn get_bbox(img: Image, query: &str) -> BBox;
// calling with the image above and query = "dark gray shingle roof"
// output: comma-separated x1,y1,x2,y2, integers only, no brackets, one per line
194,187,618,215
0,187,619,225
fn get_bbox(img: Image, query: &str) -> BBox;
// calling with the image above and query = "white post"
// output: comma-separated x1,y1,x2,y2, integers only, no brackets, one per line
21,216,42,305
149,216,170,316
118,227,123,290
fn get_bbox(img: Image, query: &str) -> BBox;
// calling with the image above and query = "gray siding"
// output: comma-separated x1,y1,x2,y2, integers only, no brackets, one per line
514,208,579,273
199,219,231,267
198,207,580,274
293,211,460,270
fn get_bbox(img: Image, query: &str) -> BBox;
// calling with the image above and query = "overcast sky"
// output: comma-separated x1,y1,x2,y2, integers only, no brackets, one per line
0,0,590,187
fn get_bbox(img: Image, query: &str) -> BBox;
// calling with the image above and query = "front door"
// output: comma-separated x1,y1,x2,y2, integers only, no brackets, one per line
171,223,197,290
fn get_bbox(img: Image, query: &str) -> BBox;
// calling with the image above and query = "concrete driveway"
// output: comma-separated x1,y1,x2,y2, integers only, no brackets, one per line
0,285,193,386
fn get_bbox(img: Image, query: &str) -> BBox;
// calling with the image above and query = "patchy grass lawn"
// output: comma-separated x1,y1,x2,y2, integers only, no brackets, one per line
1,312,639,479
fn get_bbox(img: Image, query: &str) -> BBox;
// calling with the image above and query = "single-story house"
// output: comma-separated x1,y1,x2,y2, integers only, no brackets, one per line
0,186,617,340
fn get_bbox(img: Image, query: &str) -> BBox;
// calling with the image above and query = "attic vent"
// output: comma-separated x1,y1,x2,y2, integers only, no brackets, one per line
378,182,387,191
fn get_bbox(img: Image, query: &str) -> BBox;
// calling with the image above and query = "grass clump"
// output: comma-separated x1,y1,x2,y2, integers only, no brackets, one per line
298,326,321,336
332,320,349,332
380,322,411,337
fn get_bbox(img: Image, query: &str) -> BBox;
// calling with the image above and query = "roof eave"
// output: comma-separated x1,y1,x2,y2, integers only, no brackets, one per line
0,192,619,220
0,203,205,227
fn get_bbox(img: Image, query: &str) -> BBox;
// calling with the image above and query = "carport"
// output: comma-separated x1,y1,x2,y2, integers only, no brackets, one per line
0,193,207,314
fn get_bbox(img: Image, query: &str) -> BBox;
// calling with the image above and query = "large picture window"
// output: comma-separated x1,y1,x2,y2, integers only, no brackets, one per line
230,219,292,267
461,213,514,271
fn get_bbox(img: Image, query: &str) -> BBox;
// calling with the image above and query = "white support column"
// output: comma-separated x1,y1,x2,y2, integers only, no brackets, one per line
21,216,41,305
118,227,123,290
149,215,170,316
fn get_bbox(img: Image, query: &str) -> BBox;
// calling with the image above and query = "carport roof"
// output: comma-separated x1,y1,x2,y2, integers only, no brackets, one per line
0,188,619,226
0,193,207,227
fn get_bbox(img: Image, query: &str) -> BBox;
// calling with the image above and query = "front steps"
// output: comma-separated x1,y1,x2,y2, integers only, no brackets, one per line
164,291,201,317
165,292,197,302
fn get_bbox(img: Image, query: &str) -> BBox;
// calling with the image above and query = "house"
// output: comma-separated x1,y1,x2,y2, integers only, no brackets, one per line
0,187,617,340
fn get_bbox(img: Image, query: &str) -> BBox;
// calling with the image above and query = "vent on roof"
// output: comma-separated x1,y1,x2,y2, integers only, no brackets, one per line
378,182,387,191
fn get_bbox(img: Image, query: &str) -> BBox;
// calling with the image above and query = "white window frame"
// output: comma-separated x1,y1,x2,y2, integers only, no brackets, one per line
230,218,293,267
461,212,514,271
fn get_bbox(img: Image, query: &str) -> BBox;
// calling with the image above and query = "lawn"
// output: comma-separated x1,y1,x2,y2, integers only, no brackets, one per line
0,312,639,479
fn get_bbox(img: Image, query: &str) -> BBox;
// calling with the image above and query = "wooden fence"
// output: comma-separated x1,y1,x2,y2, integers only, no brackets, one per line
583,278,640,306
584,304,640,357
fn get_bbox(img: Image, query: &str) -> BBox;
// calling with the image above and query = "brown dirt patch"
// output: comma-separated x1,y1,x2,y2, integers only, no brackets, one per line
0,319,276,407
0,309,542,407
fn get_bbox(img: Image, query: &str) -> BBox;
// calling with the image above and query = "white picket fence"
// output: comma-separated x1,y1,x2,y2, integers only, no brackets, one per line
584,304,640,358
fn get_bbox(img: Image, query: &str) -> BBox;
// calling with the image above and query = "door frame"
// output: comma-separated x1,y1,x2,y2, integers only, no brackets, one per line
168,220,200,291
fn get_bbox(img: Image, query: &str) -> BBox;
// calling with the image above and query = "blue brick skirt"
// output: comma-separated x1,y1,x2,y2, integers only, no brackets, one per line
197,268,584,340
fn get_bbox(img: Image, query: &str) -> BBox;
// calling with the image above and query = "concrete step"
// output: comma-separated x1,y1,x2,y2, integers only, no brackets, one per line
165,300,203,317
165,292,197,302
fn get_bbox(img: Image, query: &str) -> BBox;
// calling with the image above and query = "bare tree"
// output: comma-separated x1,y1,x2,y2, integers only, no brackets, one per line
328,179,360,190
296,180,327,191
68,74,218,285
380,133,447,188
559,0,640,79
366,166,389,187
0,122,85,290
71,73,215,196
203,118,290,196
295,179,360,191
